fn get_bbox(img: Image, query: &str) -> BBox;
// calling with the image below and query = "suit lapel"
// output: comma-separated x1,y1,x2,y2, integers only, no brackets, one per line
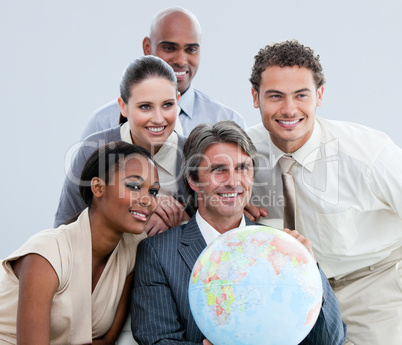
178,216,255,271
245,217,255,226
178,217,207,271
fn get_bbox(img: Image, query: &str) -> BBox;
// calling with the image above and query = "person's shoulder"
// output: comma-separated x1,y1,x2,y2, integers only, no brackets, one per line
92,99,120,117
23,227,69,248
3,224,75,275
80,99,120,140
120,231,147,265
83,125,122,143
192,88,237,113
192,88,219,103
75,126,122,165
318,117,392,148
192,88,246,128
319,117,389,138
152,224,186,242
246,123,268,141
140,224,187,249
122,231,147,247
318,117,395,164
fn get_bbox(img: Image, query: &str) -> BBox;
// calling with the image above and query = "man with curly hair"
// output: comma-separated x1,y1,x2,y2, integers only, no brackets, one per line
246,40,402,345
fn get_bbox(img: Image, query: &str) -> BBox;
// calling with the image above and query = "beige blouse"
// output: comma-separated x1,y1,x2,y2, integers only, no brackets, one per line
120,122,180,196
0,208,146,344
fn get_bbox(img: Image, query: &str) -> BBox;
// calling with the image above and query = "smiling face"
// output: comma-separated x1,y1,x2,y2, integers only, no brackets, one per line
189,142,254,232
119,76,178,154
97,154,159,235
143,10,201,94
252,66,324,153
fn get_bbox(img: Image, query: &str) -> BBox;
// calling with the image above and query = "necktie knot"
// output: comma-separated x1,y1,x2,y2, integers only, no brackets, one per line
279,155,296,174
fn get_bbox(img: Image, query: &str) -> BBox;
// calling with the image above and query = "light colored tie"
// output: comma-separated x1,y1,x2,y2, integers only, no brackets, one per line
279,155,296,230
174,106,184,136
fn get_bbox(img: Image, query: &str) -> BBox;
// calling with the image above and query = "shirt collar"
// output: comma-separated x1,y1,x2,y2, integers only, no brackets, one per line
153,131,178,176
120,122,178,176
178,84,195,119
196,211,246,246
120,122,131,143
270,119,322,173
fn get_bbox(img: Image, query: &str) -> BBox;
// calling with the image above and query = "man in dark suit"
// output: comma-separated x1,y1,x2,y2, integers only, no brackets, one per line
131,120,346,345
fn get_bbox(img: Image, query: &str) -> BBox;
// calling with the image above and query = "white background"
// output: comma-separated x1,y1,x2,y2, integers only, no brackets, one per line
1,0,401,258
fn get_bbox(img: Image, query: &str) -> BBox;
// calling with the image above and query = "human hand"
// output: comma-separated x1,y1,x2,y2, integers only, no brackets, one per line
144,212,170,237
203,339,213,345
154,195,185,227
144,196,186,237
244,202,267,222
282,228,317,263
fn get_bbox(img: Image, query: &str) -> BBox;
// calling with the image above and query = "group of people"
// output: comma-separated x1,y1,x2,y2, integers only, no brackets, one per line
0,5,401,345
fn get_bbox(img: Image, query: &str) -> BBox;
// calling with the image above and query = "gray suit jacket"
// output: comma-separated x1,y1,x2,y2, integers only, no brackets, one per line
131,217,346,345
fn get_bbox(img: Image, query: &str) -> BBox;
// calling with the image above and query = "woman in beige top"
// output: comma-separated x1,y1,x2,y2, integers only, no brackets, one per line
0,141,159,344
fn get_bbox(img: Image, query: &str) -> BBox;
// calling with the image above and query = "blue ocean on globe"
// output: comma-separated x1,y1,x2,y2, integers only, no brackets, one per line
188,225,323,345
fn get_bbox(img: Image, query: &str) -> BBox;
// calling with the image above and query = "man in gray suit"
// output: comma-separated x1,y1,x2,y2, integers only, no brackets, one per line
131,120,346,344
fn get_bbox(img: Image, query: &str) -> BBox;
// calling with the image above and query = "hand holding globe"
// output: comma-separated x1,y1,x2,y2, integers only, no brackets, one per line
282,228,318,264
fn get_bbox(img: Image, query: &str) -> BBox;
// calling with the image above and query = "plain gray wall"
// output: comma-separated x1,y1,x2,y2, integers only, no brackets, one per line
1,0,401,258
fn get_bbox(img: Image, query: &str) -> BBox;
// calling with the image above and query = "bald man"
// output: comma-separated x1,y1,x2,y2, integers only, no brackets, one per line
81,7,246,139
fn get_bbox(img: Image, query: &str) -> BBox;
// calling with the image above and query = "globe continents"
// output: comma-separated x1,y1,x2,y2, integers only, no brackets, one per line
188,225,323,345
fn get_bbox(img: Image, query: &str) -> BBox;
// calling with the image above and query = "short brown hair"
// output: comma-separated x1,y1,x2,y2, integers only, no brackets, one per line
250,40,325,92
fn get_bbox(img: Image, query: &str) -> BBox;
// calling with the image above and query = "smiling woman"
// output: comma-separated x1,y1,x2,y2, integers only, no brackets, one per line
54,55,190,236
0,141,157,344
118,76,178,153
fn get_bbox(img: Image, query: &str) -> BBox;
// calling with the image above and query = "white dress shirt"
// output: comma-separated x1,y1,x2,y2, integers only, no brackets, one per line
247,117,402,278
196,211,246,246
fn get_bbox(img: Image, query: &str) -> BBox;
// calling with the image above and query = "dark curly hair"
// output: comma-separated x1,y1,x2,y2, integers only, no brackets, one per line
250,40,325,92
